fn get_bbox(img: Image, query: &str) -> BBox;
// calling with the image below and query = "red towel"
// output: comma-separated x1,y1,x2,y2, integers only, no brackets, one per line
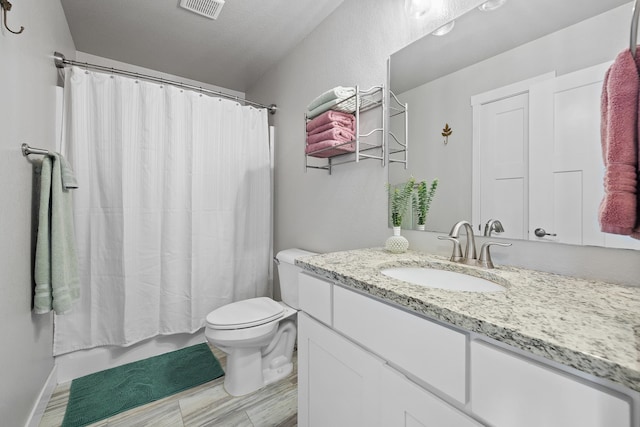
599,49,640,238
306,110,355,133
308,120,355,136
307,127,354,145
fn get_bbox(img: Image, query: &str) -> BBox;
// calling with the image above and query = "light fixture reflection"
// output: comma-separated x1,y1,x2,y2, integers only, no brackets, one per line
478,0,507,12
431,20,455,36
404,0,431,18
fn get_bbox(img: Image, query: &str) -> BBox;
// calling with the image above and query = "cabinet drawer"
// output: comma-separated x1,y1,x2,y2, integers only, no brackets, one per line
470,340,631,427
333,285,467,403
298,273,332,325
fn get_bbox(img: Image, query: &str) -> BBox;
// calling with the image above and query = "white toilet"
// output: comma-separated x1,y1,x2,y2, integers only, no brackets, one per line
204,248,316,396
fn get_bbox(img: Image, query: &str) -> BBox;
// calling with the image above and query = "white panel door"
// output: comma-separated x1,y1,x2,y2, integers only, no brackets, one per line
529,61,640,249
297,312,383,427
477,93,529,239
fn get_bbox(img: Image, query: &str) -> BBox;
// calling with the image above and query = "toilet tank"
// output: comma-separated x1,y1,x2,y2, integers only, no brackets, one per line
276,248,317,309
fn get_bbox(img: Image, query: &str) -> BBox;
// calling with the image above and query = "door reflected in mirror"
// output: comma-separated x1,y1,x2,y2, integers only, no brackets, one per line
388,0,640,250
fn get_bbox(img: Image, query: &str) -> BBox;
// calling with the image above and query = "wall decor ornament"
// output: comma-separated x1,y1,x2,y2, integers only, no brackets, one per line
442,123,452,144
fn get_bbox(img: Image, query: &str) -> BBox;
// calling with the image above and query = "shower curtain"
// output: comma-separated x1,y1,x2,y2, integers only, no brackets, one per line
54,67,271,355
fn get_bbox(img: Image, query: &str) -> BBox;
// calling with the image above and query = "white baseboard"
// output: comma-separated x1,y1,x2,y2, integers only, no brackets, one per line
25,365,57,427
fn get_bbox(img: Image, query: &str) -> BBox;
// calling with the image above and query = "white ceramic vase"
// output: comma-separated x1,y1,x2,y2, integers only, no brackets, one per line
417,224,426,231
385,226,409,253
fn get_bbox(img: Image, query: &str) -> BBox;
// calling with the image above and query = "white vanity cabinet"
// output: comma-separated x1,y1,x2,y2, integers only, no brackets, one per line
332,284,467,404
297,271,635,427
298,272,475,427
470,340,632,427
297,312,384,427
379,364,481,427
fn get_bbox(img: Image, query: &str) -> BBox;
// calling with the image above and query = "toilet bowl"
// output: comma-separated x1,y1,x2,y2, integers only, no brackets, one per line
204,248,316,396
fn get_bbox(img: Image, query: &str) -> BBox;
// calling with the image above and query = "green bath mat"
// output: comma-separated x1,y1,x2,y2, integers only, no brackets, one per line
62,343,224,427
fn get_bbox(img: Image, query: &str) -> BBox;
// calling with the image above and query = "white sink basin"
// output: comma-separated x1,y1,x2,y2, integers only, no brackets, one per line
381,267,505,292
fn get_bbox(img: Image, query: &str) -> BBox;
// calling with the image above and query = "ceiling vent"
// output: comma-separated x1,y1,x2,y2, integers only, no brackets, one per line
179,0,225,20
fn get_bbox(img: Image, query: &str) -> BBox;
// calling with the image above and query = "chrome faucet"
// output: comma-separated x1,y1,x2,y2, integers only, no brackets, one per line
484,219,504,236
438,220,476,264
439,220,511,268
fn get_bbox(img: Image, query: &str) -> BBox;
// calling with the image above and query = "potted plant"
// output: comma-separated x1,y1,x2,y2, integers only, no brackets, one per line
386,178,415,253
414,179,438,231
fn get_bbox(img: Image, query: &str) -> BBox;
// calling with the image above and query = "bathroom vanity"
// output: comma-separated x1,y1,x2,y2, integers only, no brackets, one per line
295,248,640,427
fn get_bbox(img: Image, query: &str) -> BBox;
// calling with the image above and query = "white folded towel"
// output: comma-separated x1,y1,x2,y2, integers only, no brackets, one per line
307,86,356,112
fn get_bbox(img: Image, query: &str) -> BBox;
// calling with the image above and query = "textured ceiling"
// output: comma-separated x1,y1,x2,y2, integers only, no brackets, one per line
61,0,344,92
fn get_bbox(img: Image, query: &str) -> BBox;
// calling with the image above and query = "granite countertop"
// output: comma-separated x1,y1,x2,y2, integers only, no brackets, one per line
296,248,640,393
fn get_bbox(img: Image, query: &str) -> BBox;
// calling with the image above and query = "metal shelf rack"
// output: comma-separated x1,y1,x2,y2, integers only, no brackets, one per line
304,85,385,175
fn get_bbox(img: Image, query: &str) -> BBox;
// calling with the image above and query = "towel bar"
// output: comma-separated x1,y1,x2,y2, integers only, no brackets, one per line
631,0,640,58
22,143,52,157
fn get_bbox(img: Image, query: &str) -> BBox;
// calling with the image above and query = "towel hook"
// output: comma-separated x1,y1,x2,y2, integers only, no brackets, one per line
0,0,24,35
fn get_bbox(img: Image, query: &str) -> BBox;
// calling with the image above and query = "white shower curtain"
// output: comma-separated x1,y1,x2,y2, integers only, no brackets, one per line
54,67,271,355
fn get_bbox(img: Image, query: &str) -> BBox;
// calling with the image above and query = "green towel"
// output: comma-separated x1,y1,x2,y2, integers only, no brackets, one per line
34,155,80,314
307,86,356,111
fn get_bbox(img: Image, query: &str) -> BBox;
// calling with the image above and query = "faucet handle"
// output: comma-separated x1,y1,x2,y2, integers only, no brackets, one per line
438,236,463,262
478,241,512,269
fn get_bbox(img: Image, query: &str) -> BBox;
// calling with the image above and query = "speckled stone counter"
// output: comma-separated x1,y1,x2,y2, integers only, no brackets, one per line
296,248,640,393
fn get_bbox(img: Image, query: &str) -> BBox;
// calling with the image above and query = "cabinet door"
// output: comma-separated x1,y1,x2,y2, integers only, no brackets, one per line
470,340,631,427
298,312,383,427
380,364,482,427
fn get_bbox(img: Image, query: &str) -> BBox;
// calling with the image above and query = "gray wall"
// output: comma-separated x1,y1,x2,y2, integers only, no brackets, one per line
249,0,640,286
0,0,75,424
249,0,430,255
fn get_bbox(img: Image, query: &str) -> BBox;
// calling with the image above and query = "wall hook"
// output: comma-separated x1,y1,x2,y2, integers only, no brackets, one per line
441,123,453,145
1,0,24,35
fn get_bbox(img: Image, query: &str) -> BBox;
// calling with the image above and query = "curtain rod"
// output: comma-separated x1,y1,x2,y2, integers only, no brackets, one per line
53,52,277,115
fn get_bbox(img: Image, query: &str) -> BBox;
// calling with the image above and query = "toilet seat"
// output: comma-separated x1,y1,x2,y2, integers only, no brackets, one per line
206,297,284,330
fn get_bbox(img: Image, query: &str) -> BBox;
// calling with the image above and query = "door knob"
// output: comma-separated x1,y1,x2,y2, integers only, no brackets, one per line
534,228,557,237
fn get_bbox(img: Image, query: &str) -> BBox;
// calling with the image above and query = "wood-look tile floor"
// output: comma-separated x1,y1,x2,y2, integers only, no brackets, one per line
39,345,297,427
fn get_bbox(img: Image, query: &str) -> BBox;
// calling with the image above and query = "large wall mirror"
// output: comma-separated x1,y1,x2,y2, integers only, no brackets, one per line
388,0,640,250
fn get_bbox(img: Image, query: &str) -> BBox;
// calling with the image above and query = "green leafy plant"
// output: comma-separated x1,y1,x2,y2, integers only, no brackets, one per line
414,179,438,226
389,177,415,227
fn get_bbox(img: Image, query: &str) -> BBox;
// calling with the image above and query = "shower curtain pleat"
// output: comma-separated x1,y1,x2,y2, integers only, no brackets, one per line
54,67,271,355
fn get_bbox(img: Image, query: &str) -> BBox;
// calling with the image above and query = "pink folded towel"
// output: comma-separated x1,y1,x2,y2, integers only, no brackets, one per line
598,49,639,237
306,110,355,133
308,120,355,136
305,140,355,158
307,127,354,145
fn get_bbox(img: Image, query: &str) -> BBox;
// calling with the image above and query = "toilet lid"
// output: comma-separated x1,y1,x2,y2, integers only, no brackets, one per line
206,297,284,330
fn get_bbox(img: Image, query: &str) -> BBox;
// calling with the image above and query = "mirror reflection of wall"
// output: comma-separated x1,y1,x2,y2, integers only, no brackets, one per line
389,0,640,250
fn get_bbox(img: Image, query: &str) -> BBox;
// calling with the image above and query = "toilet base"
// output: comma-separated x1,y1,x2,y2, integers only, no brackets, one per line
263,355,293,386
223,347,265,397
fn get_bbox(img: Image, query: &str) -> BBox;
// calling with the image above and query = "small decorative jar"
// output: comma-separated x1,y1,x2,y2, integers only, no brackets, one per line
385,226,409,253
